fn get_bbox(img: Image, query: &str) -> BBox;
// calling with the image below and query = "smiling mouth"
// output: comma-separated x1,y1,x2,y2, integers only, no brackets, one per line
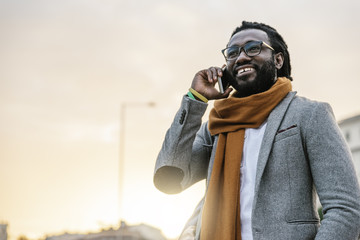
237,67,254,75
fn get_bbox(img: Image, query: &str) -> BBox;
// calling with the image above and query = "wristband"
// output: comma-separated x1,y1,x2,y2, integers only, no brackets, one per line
189,88,208,103
187,91,196,100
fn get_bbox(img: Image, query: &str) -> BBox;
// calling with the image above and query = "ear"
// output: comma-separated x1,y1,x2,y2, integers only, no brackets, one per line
274,52,284,70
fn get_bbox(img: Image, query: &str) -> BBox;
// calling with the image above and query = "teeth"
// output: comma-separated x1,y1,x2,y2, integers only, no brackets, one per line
238,68,253,74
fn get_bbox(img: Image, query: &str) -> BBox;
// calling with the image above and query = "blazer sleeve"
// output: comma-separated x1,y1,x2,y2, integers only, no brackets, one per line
304,102,360,239
153,95,213,194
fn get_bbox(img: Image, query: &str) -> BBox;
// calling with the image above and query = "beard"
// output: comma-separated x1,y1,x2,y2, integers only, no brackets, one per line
230,58,277,98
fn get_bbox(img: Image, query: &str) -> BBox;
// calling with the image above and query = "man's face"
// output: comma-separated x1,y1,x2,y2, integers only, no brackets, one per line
225,29,279,97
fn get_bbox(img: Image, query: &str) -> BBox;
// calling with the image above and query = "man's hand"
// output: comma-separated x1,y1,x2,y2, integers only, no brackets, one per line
191,66,232,101
178,226,196,240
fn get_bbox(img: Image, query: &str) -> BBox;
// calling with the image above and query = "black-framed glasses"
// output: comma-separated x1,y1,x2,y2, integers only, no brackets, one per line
221,41,274,60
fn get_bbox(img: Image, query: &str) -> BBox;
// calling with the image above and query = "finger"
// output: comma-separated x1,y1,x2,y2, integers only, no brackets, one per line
206,69,213,83
223,87,233,97
211,87,233,100
217,67,223,77
209,67,218,81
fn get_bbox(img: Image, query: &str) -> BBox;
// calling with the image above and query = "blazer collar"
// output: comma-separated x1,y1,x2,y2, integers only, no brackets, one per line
254,91,297,196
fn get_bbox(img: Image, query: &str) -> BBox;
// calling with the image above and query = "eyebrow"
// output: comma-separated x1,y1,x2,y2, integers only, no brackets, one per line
227,40,257,48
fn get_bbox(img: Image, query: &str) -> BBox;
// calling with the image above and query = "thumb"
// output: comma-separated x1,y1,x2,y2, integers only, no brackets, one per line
214,87,233,99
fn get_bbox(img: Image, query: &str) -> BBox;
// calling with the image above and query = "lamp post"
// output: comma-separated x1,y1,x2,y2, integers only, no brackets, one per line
118,101,155,220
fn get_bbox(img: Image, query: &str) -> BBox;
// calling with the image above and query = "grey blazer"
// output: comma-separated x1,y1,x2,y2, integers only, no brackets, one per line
154,92,360,240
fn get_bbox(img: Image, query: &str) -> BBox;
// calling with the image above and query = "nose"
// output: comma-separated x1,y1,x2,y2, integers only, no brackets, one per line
235,50,251,65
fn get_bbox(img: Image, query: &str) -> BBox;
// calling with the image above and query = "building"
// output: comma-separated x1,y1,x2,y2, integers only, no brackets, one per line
45,222,167,240
0,224,7,240
338,113,360,180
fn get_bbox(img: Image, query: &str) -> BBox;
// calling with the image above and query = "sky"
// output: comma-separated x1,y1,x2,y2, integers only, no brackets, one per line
0,0,360,239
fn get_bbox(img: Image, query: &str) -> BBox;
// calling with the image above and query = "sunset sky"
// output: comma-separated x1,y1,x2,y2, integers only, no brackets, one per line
1,0,360,239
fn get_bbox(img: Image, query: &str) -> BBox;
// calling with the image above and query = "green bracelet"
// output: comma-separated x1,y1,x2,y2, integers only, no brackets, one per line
187,91,196,100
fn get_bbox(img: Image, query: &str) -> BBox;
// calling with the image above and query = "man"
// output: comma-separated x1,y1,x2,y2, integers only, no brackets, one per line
153,21,360,240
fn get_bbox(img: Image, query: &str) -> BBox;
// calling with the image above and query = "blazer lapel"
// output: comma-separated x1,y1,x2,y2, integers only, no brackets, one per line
253,91,297,196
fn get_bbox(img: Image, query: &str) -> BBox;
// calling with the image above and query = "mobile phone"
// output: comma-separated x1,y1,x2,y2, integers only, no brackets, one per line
218,67,231,93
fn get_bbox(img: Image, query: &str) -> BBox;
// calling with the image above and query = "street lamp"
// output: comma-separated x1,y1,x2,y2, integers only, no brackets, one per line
118,101,155,219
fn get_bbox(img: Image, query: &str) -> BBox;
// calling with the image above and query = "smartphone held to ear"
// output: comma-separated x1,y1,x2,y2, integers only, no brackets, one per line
218,66,231,94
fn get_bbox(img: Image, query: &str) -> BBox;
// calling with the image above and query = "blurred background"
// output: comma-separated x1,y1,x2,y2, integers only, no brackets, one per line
1,0,360,239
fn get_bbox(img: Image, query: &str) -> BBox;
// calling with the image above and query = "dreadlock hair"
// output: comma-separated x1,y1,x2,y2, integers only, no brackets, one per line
230,21,292,81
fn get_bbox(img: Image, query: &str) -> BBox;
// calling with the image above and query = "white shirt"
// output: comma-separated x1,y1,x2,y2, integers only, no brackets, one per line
240,121,267,240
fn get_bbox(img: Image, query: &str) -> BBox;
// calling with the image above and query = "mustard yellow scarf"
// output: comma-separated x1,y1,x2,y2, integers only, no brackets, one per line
200,77,292,239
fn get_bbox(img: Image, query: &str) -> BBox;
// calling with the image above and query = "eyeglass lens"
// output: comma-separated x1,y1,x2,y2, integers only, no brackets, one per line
224,41,262,59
